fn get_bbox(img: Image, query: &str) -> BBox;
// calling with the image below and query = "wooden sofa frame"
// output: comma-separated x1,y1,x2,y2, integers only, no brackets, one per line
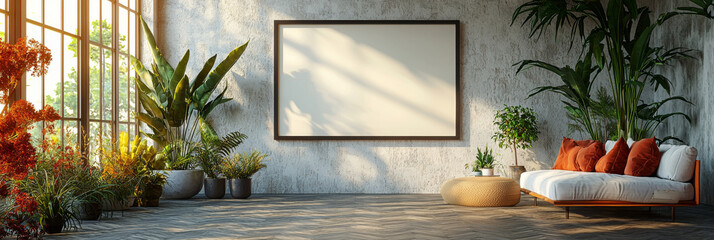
521,160,700,221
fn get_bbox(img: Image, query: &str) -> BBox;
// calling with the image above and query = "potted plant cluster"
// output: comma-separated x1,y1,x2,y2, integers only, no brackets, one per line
130,16,249,200
492,105,539,181
196,125,247,199
0,14,250,237
222,150,268,199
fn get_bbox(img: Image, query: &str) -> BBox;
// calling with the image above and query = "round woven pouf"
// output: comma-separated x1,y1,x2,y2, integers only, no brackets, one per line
440,177,520,207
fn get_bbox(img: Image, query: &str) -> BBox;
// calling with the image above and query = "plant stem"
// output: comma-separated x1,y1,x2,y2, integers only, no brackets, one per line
512,142,518,166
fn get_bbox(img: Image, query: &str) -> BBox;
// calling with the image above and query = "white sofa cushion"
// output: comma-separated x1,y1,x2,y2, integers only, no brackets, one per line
520,170,694,203
657,145,697,182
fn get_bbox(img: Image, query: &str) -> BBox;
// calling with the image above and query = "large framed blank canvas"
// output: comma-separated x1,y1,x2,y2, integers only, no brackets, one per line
274,20,460,140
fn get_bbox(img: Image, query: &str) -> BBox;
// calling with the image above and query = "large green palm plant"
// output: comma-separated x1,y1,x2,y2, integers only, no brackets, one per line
130,16,248,165
512,0,713,141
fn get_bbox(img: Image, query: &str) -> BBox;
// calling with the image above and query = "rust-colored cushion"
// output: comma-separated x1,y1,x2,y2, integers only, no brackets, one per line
625,137,662,177
553,138,600,171
576,141,605,172
595,138,630,174
553,137,578,170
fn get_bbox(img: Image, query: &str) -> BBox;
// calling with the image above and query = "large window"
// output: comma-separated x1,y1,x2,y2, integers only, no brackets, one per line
0,1,7,42
21,0,140,159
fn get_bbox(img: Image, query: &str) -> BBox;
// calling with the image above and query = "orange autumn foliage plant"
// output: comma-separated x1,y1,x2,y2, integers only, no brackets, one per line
0,38,59,238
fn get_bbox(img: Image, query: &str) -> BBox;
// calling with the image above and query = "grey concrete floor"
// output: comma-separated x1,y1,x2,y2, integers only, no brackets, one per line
47,194,714,239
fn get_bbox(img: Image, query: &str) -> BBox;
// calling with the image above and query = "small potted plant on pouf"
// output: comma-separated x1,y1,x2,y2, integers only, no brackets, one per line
478,147,496,176
465,147,497,176
222,150,267,199
197,129,247,199
492,105,539,182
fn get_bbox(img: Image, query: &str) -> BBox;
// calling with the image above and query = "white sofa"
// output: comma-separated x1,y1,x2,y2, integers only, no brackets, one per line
520,142,700,220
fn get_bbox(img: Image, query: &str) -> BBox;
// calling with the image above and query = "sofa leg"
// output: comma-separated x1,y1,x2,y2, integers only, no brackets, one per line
565,207,570,219
671,207,675,222
534,197,537,206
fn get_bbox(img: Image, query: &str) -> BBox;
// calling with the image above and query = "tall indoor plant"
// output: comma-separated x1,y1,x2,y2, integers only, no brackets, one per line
222,150,267,199
130,16,249,199
512,0,714,142
492,105,539,181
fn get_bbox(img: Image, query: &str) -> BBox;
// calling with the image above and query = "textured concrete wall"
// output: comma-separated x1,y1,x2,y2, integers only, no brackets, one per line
651,1,714,204
150,0,597,194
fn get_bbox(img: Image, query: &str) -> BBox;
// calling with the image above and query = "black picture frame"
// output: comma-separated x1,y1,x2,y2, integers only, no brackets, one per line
274,20,461,140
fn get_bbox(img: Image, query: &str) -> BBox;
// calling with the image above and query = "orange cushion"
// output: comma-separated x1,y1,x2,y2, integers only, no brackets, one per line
576,141,605,172
595,138,630,174
553,137,578,170
624,137,662,177
553,138,600,171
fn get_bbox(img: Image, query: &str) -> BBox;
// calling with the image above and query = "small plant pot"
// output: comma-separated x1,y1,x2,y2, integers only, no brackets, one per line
43,215,65,234
204,178,226,199
228,178,252,199
470,171,482,176
480,168,494,176
509,165,527,182
140,183,163,207
79,202,102,220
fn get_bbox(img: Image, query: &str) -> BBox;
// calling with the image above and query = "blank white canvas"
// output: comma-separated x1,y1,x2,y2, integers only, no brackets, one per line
277,24,457,137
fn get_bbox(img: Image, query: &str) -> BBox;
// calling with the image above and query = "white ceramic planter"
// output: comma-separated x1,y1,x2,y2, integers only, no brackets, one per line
480,168,494,176
161,170,204,199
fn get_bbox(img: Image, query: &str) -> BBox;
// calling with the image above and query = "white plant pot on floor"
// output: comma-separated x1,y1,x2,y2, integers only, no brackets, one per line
480,168,494,176
161,170,204,199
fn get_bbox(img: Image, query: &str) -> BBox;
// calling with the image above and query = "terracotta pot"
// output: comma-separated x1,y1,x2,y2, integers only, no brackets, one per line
228,178,251,199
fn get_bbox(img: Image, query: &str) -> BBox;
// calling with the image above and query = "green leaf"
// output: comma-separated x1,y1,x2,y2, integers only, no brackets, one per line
191,55,218,95
130,56,155,91
195,41,249,107
139,16,174,83
200,86,231,117
170,50,191,97
167,75,189,127
136,112,166,133
138,91,164,118
199,116,219,142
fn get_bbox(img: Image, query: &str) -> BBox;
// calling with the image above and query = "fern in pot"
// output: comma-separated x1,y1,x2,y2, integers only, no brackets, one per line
221,150,267,199
196,128,247,199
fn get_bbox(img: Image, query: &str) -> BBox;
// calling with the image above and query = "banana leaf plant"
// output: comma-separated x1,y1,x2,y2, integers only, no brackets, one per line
516,50,602,140
130,16,248,167
512,0,713,141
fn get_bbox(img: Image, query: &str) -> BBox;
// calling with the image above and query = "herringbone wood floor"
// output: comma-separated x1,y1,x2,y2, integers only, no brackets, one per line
47,194,714,239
